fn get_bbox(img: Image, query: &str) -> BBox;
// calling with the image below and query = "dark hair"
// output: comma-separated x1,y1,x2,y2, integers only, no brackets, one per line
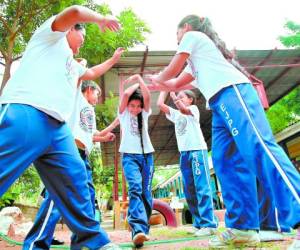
182,90,196,105
128,89,146,159
74,23,85,31
81,80,101,94
178,15,249,76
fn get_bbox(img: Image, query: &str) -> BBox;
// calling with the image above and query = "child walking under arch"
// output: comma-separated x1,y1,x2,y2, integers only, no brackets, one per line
157,90,218,236
118,74,155,248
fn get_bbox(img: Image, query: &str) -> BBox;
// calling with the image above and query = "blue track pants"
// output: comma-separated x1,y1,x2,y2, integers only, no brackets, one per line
23,149,96,249
122,153,154,238
209,83,300,230
0,104,109,250
180,150,217,228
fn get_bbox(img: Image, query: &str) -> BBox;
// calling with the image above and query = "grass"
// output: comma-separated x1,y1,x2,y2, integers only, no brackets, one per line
150,227,192,239
181,243,285,250
149,226,294,249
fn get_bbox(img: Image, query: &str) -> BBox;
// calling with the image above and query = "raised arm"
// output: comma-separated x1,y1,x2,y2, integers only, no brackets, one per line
123,74,151,112
52,5,120,32
154,53,189,83
127,74,151,112
148,71,195,92
119,83,140,114
170,92,192,115
157,91,170,115
80,48,124,82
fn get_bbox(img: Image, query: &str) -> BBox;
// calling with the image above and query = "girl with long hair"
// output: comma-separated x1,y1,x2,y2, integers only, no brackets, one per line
148,15,300,249
118,74,155,248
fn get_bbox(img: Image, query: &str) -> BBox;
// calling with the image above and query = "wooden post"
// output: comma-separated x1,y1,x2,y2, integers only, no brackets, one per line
122,168,127,202
175,209,183,226
113,139,121,229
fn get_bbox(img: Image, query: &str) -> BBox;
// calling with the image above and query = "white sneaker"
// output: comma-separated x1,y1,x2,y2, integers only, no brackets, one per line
194,227,216,237
145,234,150,241
288,239,300,250
186,226,199,234
259,230,284,242
99,243,122,250
209,228,260,248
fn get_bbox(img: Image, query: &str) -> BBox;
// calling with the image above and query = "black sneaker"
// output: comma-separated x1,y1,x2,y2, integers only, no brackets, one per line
51,237,64,245
133,232,148,248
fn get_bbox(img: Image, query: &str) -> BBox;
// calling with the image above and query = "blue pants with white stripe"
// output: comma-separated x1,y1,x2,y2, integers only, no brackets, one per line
180,150,217,229
122,153,154,237
23,149,96,249
209,83,300,230
258,181,291,232
23,192,61,249
0,104,109,250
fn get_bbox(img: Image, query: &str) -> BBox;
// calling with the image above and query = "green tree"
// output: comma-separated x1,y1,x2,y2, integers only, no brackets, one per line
94,92,119,130
279,21,300,48
0,0,150,206
0,0,88,93
90,93,119,200
265,20,300,134
0,165,41,208
266,86,300,134
0,0,150,93
89,144,125,202
80,5,150,64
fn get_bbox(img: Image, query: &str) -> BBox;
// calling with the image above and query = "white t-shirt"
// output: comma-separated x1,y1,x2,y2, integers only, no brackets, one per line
118,109,154,154
0,16,87,122
68,90,96,155
177,31,249,101
166,105,207,152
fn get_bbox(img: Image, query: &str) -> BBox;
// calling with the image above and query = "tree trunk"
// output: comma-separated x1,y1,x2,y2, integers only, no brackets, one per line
0,32,14,96
0,59,12,95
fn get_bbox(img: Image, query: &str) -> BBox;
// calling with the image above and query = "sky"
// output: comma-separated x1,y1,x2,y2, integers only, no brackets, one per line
97,0,300,51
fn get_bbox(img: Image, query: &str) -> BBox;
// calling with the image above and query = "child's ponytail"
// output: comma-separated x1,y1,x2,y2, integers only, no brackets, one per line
137,113,145,158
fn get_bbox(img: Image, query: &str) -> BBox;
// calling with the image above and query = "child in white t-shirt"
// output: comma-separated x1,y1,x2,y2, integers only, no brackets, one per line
157,90,217,236
148,15,300,249
118,74,154,248
24,80,118,249
0,6,122,249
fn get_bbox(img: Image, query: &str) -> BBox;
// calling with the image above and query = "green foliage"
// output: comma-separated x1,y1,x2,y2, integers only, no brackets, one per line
0,166,41,207
89,148,115,200
152,166,179,188
266,86,300,134
89,147,124,201
79,7,150,65
0,188,18,209
266,22,300,134
0,1,150,204
0,0,84,58
89,92,119,199
279,21,300,48
95,92,119,130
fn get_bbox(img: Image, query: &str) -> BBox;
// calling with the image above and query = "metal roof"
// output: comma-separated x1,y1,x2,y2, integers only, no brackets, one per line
100,49,300,167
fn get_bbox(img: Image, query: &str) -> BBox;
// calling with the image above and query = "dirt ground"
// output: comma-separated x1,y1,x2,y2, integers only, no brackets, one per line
0,225,295,250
